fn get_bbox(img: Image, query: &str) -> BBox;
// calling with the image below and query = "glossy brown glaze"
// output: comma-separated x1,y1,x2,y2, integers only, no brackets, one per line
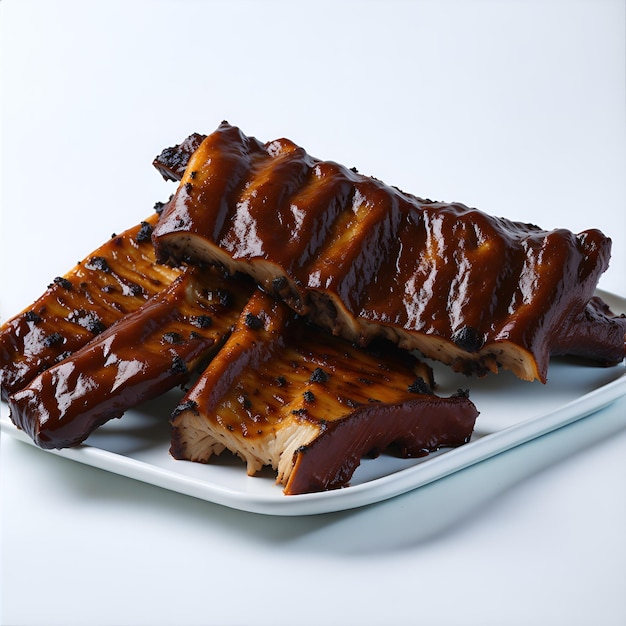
0,212,181,400
549,296,626,364
286,397,477,495
170,291,478,495
9,267,254,449
153,122,626,382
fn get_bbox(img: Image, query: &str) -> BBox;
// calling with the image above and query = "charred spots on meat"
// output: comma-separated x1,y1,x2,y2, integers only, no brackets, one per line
24,310,42,324
451,326,484,353
50,276,73,290
271,276,288,295
189,170,198,180
451,356,490,378
358,377,373,386
68,310,106,335
191,314,213,329
303,390,316,403
86,256,112,274
170,355,187,375
171,399,198,419
217,288,233,307
87,318,106,335
291,407,308,416
272,276,287,290
408,377,434,395
80,315,105,335
244,313,264,330
43,332,64,348
135,221,154,243
184,182,193,194
54,350,72,363
153,200,167,215
124,282,144,297
309,367,329,383
154,145,192,178
276,375,287,387
101,284,116,294
162,331,184,345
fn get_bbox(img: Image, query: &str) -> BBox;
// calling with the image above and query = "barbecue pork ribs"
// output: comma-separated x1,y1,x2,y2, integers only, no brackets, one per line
8,267,254,449
152,122,626,383
0,213,181,400
170,290,478,494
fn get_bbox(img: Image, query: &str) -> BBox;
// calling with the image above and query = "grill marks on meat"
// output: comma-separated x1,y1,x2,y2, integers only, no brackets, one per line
2,122,623,496
8,267,254,449
152,122,626,383
0,213,181,400
170,291,478,495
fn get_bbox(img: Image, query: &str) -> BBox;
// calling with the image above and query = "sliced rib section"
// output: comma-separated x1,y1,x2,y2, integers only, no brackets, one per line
170,291,479,495
0,213,181,400
8,268,254,449
153,122,626,382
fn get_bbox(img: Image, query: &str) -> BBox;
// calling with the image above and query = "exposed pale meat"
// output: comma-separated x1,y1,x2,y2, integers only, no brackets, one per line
0,212,181,400
170,291,479,495
8,267,254,449
153,122,626,382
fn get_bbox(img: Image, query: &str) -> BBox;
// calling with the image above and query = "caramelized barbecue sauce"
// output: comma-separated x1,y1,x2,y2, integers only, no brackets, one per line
0,213,181,400
8,268,255,449
170,291,478,495
154,124,267,251
153,122,623,382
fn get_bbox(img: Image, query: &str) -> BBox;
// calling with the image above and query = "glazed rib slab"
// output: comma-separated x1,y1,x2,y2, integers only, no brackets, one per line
152,123,626,383
9,267,254,449
0,212,181,400
170,290,479,495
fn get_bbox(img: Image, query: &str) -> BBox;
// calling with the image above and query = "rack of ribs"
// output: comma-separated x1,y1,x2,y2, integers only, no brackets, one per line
1,121,624,496
170,290,479,494
8,267,254,449
152,122,626,383
0,212,181,400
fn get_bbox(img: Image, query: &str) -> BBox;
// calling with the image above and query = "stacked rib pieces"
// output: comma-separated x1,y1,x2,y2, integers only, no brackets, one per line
2,121,625,494
170,290,477,495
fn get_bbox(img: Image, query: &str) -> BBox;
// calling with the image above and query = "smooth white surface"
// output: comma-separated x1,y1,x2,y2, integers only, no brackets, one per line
2,1,626,624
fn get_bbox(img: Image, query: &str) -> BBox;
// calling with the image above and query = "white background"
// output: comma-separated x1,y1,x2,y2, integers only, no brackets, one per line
1,1,625,625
